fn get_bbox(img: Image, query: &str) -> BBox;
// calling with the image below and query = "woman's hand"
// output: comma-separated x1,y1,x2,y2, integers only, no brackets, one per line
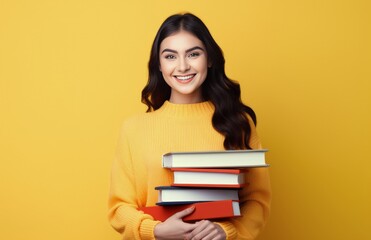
185,220,226,240
154,207,198,240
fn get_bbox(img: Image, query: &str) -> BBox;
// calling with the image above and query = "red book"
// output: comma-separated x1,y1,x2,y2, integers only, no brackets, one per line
138,200,241,222
171,168,246,188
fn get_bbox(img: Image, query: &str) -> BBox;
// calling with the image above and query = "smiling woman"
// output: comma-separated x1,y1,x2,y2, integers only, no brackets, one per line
159,31,209,104
108,13,271,240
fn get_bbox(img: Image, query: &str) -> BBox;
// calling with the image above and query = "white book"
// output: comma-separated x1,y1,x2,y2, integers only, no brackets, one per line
155,186,239,205
162,149,268,168
171,168,246,188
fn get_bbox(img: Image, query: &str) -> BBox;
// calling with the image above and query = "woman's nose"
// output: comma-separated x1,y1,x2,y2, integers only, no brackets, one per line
178,58,190,72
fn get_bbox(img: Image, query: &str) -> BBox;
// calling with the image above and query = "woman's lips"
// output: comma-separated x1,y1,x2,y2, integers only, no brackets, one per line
174,74,196,83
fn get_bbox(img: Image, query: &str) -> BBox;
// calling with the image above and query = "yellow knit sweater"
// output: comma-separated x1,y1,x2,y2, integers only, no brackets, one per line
108,101,271,240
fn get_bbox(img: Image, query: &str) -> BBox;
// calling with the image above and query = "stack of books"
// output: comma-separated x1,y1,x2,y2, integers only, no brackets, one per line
139,149,268,222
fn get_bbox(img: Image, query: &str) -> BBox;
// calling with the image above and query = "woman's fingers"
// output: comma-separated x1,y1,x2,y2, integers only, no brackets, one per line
186,220,226,240
169,206,195,220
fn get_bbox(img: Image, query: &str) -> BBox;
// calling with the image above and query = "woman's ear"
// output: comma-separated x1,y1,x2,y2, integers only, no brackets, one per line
208,59,212,68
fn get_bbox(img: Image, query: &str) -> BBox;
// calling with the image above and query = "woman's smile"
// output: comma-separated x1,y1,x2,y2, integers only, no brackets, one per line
174,74,196,83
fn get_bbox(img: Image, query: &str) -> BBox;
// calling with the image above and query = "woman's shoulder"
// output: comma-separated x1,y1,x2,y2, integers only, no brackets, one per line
245,113,256,128
244,113,262,149
120,110,162,130
121,112,150,126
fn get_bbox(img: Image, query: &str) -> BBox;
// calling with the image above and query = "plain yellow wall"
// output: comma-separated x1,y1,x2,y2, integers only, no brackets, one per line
1,1,370,239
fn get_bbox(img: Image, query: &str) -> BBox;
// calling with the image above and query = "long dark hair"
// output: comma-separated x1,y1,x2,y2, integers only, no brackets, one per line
141,13,257,150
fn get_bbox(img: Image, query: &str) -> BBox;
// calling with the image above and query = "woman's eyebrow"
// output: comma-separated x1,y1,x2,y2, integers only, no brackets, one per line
185,46,205,53
161,46,205,54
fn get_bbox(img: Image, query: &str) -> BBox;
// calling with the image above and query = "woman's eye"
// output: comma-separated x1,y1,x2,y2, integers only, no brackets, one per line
165,55,176,59
189,52,200,58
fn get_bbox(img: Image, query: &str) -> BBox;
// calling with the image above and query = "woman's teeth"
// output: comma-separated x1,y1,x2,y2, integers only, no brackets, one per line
175,74,195,80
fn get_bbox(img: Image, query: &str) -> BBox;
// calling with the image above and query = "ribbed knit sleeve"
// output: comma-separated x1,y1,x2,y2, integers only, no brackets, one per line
108,122,160,240
216,116,272,240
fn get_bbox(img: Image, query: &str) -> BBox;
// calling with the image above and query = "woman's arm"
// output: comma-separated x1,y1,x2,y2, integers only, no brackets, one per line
108,123,202,240
108,124,160,239
214,117,272,240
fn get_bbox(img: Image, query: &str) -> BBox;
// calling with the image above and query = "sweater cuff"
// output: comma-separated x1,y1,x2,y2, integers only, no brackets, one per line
215,221,237,240
140,218,161,240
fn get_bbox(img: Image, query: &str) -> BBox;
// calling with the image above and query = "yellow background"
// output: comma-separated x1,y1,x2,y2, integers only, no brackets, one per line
1,0,370,239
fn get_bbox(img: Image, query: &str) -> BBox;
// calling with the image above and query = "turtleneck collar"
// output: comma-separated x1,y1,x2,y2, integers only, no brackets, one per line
155,100,214,118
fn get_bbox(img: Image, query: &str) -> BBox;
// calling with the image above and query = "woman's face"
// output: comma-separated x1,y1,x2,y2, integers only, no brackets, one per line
159,30,208,104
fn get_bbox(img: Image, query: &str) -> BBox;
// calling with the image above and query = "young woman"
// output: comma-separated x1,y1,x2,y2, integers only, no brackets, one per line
108,13,271,240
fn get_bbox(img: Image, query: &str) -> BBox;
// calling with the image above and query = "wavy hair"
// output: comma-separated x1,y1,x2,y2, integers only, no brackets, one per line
141,13,257,150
